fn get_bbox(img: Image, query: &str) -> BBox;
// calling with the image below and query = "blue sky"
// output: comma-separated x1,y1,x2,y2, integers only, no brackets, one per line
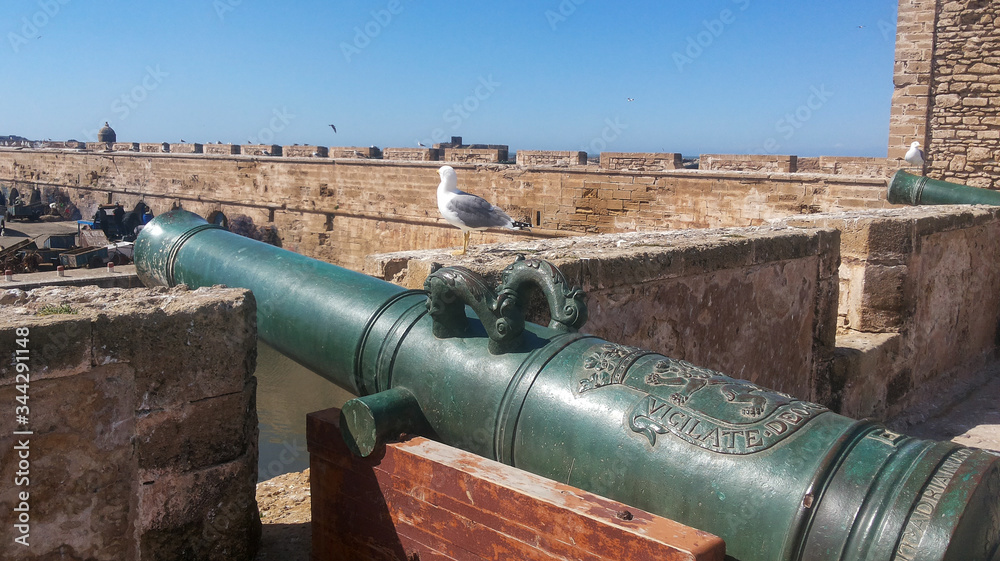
1,0,899,157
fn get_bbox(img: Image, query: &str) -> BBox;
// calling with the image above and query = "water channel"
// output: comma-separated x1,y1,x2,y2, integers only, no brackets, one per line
254,340,354,482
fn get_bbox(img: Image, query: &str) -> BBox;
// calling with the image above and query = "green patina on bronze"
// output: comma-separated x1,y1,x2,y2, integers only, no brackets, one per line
889,170,1000,206
135,210,1000,561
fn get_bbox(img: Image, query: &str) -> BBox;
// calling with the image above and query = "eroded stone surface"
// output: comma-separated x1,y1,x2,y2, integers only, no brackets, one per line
366,225,840,402
0,285,260,561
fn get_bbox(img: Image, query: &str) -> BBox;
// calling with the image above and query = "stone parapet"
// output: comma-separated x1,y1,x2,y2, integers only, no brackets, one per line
170,143,203,154
600,152,682,171
776,205,1000,422
139,142,170,153
383,147,440,161
517,150,587,167
0,150,894,273
0,285,260,560
204,143,241,155
442,147,508,163
85,142,112,152
240,144,280,157
283,145,328,158
700,154,798,173
795,157,899,178
112,142,139,152
330,146,380,159
364,225,840,404
38,141,85,150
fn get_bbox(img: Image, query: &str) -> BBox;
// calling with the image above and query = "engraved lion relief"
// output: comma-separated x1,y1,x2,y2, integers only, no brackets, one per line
578,344,648,393
644,360,792,418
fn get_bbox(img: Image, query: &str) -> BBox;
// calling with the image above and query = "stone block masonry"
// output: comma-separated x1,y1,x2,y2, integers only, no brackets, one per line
204,143,241,155
0,150,896,273
241,144,280,157
776,205,1000,424
889,0,1000,188
701,154,798,173
516,150,587,167
0,285,260,560
442,147,508,163
365,225,841,405
600,152,683,171
926,3,1000,187
383,147,440,161
329,146,380,159
888,0,937,163
169,142,203,154
283,145,328,158
796,157,901,178
139,143,169,153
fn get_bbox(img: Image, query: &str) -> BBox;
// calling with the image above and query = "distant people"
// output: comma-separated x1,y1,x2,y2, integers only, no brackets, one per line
140,203,153,224
95,207,109,236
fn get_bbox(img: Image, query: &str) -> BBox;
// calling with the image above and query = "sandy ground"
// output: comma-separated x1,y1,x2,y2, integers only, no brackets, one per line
906,373,1000,452
254,469,312,561
0,215,79,249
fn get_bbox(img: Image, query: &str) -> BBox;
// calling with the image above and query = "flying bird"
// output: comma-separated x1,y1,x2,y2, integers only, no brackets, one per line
436,165,529,255
418,142,426,147
904,141,925,167
627,97,634,102
329,124,337,133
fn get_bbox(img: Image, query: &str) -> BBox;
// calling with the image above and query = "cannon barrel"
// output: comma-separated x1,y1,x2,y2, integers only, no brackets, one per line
889,170,1000,206
135,210,1000,561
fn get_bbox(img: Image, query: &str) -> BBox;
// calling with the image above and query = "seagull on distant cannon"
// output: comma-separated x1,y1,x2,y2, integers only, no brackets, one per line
436,165,530,256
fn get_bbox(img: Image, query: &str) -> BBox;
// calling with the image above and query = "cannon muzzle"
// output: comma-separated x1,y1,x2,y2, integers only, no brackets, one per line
889,170,1000,206
135,210,1000,561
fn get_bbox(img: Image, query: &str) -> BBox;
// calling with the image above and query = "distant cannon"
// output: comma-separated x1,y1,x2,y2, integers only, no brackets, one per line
889,170,1000,206
5,187,46,221
92,201,153,242
135,210,1000,561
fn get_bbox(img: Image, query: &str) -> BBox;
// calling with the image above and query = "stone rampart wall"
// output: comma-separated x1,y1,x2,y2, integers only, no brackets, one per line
599,152,682,171
0,285,259,560
516,150,587,167
890,0,1000,189
778,206,1000,423
0,150,895,272
701,154,798,173
364,225,840,405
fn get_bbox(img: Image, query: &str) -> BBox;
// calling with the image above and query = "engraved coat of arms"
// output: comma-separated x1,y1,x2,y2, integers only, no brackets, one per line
578,343,827,454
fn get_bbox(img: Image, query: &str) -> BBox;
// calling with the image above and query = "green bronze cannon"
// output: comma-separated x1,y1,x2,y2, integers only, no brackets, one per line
889,170,1000,206
135,210,1000,561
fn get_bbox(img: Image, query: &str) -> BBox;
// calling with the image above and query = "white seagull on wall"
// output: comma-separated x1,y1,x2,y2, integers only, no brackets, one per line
905,141,925,168
436,165,530,255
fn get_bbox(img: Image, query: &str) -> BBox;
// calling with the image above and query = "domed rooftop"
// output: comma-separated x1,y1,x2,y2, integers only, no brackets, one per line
97,122,116,143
